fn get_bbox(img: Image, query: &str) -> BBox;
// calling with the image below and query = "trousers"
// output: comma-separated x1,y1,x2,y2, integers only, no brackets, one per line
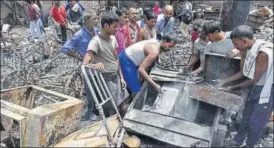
234,84,273,146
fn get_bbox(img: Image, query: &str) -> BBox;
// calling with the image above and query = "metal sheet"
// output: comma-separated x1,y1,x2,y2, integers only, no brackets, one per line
203,53,241,80
124,120,209,147
188,83,245,111
150,83,182,115
124,109,212,141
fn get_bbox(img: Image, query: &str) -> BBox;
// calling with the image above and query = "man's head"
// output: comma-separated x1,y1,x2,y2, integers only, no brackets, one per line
69,0,77,6
143,7,152,22
203,21,223,42
193,11,204,20
164,5,173,21
160,34,176,51
54,0,61,7
26,0,35,4
83,11,99,32
154,2,160,7
101,11,119,35
230,25,255,51
128,7,138,23
146,11,157,28
116,7,129,25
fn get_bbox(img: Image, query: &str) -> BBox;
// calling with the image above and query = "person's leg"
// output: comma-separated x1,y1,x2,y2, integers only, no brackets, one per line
29,21,35,40
82,69,99,121
225,86,257,146
231,101,254,145
245,86,273,147
35,19,44,40
60,26,67,44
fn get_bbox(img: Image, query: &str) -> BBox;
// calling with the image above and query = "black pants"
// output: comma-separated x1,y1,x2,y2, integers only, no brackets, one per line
60,25,67,45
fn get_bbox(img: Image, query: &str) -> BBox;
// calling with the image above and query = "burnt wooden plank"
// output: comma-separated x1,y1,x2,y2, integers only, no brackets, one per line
54,115,119,147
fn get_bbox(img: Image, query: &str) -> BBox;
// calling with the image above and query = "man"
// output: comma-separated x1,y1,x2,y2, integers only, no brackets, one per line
176,0,192,38
156,5,174,40
50,0,72,44
137,10,157,41
119,35,176,95
27,0,44,41
152,2,161,16
115,7,130,55
196,21,241,125
186,20,210,76
83,11,128,117
66,0,84,29
61,11,99,61
193,21,240,76
217,25,273,147
127,7,140,46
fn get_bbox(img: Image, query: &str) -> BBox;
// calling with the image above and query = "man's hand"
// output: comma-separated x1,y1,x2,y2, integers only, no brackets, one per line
190,70,200,77
154,83,163,93
226,48,240,59
67,26,74,34
190,67,203,77
120,78,127,90
185,64,192,71
89,62,104,71
224,86,235,92
213,79,227,88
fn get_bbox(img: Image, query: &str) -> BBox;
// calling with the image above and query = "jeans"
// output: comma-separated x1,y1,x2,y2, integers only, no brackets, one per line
29,19,43,40
234,84,273,146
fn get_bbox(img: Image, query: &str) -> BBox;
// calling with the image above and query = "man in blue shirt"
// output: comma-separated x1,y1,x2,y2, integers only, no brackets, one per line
60,11,99,61
156,5,175,40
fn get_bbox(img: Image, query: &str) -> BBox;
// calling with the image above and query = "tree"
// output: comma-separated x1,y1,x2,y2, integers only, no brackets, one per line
221,0,253,31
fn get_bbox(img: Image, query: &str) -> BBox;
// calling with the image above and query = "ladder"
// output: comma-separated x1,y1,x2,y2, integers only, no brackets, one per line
81,65,125,147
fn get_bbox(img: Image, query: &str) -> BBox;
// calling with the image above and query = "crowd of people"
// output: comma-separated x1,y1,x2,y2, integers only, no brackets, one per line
26,1,273,147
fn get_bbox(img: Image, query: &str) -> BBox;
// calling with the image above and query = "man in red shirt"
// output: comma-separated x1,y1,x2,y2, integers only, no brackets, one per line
50,0,72,44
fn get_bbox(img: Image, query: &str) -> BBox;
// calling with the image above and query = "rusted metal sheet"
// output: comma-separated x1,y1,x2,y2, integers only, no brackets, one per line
0,85,84,147
203,53,241,80
188,83,246,112
193,53,248,112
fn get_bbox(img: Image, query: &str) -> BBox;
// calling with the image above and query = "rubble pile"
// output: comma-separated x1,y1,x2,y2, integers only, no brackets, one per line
0,26,83,98
158,19,192,71
254,18,273,43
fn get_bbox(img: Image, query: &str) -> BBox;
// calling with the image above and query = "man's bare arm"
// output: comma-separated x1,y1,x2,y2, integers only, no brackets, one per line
230,52,268,89
83,51,104,71
138,45,159,89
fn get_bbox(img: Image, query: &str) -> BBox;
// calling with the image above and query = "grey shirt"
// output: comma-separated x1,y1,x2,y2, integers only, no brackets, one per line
205,32,234,55
87,34,118,72
193,38,211,62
